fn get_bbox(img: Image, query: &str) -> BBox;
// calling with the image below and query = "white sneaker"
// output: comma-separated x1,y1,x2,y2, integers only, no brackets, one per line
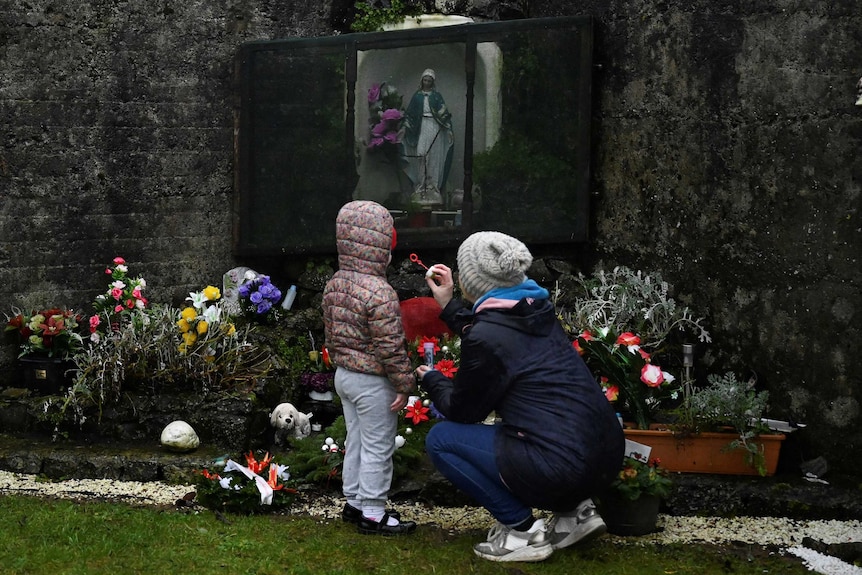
548,499,607,550
473,518,553,562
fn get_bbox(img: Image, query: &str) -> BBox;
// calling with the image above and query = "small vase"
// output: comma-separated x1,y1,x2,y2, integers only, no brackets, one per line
599,493,661,536
19,356,76,395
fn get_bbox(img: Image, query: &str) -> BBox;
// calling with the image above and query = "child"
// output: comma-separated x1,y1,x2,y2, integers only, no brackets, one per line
322,200,417,535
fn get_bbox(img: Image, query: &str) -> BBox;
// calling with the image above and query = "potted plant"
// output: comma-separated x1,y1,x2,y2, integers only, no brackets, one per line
621,372,786,476
560,267,785,476
5,306,85,394
599,456,673,536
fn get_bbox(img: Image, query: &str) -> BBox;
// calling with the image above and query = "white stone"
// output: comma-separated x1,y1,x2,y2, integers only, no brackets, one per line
159,420,200,452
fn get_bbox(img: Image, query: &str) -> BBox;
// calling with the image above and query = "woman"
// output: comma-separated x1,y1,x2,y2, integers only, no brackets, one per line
402,68,454,205
415,231,625,562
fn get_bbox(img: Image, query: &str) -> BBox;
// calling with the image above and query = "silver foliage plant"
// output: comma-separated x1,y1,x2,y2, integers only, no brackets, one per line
559,266,712,351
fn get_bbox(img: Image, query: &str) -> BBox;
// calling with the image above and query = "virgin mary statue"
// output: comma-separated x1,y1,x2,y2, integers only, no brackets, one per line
402,68,454,206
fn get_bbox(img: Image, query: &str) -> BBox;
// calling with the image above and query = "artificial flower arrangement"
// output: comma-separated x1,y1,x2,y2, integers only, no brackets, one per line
300,345,335,399
195,451,296,514
559,266,711,430
58,262,271,426
609,455,673,502
283,333,460,490
177,285,236,356
237,273,284,324
5,307,84,359
90,256,148,339
366,81,404,153
574,328,680,431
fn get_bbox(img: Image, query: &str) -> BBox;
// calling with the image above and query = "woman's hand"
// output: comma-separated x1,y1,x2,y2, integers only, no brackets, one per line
414,365,432,383
425,264,454,309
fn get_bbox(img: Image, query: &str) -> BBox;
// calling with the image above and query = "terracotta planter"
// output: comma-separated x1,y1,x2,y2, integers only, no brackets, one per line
624,427,785,476
19,356,76,395
599,493,661,536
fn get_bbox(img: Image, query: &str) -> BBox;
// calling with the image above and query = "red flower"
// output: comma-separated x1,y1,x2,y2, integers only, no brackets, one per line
244,451,272,474
602,379,620,402
267,466,284,491
321,346,332,369
417,336,440,354
572,339,585,356
616,332,640,347
434,359,458,378
640,364,664,388
405,400,430,425
579,330,594,341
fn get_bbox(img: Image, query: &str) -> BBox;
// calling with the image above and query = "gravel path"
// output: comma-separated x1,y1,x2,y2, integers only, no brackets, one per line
1,471,860,574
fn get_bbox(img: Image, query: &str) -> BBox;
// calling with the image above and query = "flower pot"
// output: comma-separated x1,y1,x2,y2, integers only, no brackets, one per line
599,493,661,536
19,356,76,395
624,428,785,476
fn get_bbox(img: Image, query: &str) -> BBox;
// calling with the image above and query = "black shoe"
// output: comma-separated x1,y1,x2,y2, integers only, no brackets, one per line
342,503,401,525
357,512,417,536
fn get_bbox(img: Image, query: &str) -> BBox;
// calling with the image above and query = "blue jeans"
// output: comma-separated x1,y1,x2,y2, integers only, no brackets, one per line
426,421,531,526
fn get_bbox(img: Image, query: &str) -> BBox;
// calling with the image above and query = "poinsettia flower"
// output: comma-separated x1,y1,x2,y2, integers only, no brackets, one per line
405,400,430,425
640,364,665,387
417,336,440,354
434,358,458,378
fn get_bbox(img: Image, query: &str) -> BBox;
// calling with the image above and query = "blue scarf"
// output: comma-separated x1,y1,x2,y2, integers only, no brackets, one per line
472,279,550,312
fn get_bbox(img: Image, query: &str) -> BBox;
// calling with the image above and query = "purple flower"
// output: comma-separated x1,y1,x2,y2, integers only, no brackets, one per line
371,121,388,137
368,83,381,103
383,131,399,144
368,137,385,149
381,108,402,121
256,300,272,314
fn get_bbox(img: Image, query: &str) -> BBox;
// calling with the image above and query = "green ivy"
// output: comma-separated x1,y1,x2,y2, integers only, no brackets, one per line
351,0,422,33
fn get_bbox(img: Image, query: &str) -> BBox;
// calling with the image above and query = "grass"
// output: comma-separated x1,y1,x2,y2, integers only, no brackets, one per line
0,495,812,575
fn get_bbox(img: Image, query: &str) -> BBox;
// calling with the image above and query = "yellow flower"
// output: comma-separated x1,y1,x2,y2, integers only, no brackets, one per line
181,307,197,322
183,331,197,346
196,320,209,335
222,323,237,336
203,285,221,301
178,342,188,354
177,318,191,333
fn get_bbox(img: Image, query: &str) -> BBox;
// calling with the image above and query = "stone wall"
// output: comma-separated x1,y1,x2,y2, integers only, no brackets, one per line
1,1,860,474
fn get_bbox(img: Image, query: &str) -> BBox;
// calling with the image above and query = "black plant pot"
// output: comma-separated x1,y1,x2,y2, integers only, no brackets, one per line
19,356,76,395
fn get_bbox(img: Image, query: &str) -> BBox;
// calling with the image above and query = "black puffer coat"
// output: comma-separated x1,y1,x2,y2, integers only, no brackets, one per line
421,297,625,511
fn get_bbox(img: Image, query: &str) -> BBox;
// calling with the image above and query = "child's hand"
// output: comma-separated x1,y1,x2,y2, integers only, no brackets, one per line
390,392,409,412
415,365,432,382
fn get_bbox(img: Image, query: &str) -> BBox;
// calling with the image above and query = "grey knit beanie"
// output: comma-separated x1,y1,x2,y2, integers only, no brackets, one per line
456,231,533,299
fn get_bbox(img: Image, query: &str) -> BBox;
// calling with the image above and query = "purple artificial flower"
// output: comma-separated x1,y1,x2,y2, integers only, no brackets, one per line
368,83,381,103
238,283,251,297
371,121,388,137
384,131,399,144
381,108,403,121
250,291,263,304
368,137,384,149
256,300,272,314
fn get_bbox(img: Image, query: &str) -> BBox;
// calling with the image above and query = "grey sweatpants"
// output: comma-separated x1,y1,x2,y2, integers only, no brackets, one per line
334,367,398,508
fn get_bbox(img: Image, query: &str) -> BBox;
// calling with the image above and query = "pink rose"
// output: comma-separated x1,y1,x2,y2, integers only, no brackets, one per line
88,315,101,333
113,257,125,265
111,287,123,300
640,364,665,388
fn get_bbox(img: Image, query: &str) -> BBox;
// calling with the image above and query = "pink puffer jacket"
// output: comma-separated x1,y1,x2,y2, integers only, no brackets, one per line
322,201,414,394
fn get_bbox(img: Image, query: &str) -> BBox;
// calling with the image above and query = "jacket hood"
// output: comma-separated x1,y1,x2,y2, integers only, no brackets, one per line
478,298,557,336
335,201,393,277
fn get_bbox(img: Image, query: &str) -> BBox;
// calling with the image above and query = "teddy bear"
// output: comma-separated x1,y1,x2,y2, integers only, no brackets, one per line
269,402,313,444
